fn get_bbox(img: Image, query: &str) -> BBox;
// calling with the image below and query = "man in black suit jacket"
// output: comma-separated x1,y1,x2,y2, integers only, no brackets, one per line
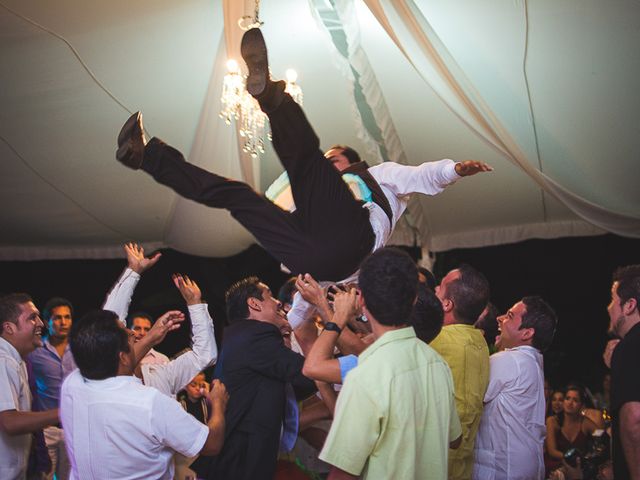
193,277,316,480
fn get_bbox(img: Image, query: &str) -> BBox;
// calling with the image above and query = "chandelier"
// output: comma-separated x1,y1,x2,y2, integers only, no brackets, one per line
220,2,303,158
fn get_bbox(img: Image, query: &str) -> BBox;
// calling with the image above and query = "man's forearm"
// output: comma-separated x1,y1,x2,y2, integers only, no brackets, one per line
303,330,342,383
620,402,640,479
0,408,59,436
200,406,226,456
133,334,155,365
103,267,140,326
188,303,218,368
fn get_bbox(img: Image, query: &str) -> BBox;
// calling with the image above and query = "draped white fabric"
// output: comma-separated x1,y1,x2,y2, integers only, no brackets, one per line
361,0,640,238
1,0,638,260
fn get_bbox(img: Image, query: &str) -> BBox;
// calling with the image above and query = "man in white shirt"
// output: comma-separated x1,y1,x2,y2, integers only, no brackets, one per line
61,309,228,480
472,296,557,480
103,243,218,397
0,293,60,480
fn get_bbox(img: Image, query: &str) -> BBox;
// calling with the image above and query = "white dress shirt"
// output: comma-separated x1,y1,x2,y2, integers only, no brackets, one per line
61,370,208,480
287,159,460,329
472,346,546,480
0,337,32,480
103,268,218,397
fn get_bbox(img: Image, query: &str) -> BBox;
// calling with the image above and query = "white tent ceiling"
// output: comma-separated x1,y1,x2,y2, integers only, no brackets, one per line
1,0,639,261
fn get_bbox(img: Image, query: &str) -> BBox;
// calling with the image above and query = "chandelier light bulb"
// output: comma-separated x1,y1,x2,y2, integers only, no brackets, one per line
285,69,298,83
226,59,239,73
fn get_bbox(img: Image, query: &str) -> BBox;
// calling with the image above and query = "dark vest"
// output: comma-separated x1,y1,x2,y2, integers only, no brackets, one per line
342,161,393,226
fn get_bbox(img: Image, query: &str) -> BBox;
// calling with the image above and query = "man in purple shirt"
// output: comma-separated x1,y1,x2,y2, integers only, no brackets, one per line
27,297,76,480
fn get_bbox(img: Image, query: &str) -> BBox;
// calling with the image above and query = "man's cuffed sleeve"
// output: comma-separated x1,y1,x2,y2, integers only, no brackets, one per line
319,375,380,475
102,268,140,326
152,390,209,458
287,292,316,330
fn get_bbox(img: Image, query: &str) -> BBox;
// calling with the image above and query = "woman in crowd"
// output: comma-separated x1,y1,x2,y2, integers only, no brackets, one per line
545,384,598,475
547,389,565,418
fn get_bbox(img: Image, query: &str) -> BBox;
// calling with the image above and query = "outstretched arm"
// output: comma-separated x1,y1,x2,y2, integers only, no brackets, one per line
103,243,161,325
0,409,59,436
141,275,218,396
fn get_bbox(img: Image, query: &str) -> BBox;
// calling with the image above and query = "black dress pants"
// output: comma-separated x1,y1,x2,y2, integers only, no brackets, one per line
142,93,374,281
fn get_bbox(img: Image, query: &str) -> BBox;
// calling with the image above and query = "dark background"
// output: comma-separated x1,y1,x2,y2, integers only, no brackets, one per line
2,233,638,393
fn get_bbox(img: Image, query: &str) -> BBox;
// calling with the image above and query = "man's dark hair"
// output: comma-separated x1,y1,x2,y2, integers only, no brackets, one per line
358,247,418,326
417,267,437,291
70,310,130,380
42,297,74,322
329,145,361,165
0,293,33,335
411,284,444,343
520,296,557,352
127,311,154,329
277,277,297,307
613,264,640,307
445,264,490,325
42,297,74,338
474,302,499,347
225,277,265,323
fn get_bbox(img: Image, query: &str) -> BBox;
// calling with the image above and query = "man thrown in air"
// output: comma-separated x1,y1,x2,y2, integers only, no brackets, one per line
115,28,491,283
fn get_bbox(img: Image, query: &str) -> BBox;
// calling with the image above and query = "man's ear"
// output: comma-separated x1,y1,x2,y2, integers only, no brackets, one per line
1,321,15,336
623,298,637,316
441,298,454,314
118,350,131,368
247,296,262,312
520,327,535,343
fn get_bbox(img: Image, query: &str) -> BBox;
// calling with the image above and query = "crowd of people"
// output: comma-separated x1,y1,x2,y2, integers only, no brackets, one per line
2,27,639,480
1,242,638,480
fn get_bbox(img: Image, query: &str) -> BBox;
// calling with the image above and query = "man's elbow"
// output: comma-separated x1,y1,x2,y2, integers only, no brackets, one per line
302,361,319,381
200,436,224,456
449,434,462,450
192,344,218,370
201,443,223,456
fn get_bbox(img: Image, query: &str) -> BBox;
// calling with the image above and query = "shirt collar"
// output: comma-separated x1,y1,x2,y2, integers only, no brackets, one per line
83,374,142,388
359,326,415,363
43,338,71,356
0,336,22,363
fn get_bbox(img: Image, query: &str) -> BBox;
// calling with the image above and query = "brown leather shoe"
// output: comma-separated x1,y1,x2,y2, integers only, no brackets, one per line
241,28,269,97
116,111,145,169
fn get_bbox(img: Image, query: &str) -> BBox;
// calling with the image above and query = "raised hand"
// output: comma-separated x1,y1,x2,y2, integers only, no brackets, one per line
173,274,202,306
146,310,185,346
454,160,493,177
332,288,359,329
124,242,161,274
295,274,326,307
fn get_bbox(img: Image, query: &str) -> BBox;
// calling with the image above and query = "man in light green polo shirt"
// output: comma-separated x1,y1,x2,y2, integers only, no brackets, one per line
431,265,490,480
319,248,462,479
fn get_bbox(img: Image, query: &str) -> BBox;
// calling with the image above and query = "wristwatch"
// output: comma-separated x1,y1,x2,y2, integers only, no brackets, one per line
323,321,342,334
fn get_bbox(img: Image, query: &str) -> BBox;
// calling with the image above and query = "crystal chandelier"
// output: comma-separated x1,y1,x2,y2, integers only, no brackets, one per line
219,1,303,158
